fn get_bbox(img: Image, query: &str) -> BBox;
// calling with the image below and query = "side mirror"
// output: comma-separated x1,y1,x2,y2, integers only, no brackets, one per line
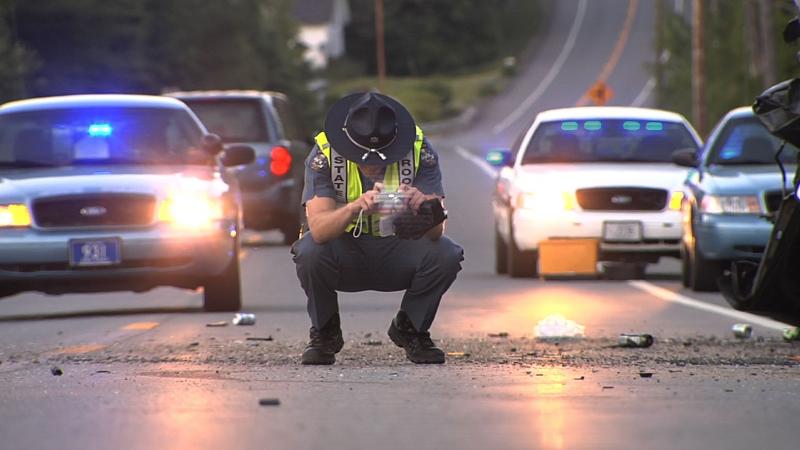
672,148,698,168
202,133,224,155
221,144,255,167
486,148,514,167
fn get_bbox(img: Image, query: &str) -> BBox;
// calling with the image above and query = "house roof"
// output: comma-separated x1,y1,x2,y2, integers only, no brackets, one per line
292,0,335,25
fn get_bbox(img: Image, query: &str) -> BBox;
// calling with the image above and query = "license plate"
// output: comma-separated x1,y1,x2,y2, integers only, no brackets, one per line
69,238,121,267
603,221,642,242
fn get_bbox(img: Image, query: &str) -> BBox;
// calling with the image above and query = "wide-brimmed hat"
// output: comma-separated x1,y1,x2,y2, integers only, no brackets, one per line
324,92,416,165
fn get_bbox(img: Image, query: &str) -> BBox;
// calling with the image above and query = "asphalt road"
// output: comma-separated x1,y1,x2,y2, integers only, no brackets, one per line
2,2,800,450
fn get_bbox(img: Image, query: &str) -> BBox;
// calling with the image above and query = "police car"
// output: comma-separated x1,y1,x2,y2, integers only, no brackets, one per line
490,107,702,277
0,94,254,310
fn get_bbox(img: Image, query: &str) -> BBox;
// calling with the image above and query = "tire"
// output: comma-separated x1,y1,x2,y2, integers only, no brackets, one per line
495,225,508,274
680,243,691,288
203,247,243,312
507,219,538,278
689,243,724,292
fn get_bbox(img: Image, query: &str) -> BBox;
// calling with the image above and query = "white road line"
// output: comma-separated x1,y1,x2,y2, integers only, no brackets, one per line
491,0,588,135
454,145,499,178
630,76,656,107
628,281,793,330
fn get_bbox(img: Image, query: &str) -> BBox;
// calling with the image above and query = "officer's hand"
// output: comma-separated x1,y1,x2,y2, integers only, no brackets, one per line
397,184,438,215
349,182,384,216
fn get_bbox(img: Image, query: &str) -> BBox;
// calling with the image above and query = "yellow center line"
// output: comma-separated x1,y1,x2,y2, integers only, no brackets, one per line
122,321,160,331
51,343,108,355
575,0,639,106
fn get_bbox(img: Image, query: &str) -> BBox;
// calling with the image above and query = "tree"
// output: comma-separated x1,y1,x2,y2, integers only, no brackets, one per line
0,1,36,102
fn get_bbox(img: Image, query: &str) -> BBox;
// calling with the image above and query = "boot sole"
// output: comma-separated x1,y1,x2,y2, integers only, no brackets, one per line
388,324,445,364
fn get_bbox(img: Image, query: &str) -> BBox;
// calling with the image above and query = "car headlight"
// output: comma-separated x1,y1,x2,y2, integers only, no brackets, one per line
0,204,32,227
157,193,223,228
700,195,761,214
668,191,684,211
516,191,576,211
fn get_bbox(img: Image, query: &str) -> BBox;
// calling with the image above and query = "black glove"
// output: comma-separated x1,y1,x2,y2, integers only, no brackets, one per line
392,199,447,240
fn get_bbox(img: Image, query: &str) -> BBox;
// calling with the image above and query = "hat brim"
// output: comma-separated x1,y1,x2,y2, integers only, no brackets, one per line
324,93,416,166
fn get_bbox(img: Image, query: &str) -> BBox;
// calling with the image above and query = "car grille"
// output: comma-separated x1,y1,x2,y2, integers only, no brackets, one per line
576,187,668,211
33,194,156,228
764,191,785,213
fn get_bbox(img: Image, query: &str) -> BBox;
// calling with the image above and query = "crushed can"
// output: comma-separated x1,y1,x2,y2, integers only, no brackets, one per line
731,323,753,339
783,327,800,342
618,333,654,348
232,313,256,326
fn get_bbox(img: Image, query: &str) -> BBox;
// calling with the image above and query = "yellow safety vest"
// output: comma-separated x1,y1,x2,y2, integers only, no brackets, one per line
314,127,424,236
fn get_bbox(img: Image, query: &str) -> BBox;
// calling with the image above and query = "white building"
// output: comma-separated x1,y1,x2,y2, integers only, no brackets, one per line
292,0,351,69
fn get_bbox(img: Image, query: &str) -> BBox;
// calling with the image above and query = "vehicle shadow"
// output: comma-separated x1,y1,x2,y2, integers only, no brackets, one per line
0,306,204,323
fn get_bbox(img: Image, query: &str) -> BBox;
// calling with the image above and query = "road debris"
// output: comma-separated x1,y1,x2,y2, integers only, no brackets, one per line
602,385,614,390
446,351,469,357
617,333,654,348
93,370,111,374
188,342,200,347
574,376,585,380
246,336,274,342
50,366,63,376
731,323,753,339
488,332,509,338
258,398,281,406
783,327,800,342
232,313,256,326
638,372,654,378
534,314,585,340
362,340,382,346
206,321,228,327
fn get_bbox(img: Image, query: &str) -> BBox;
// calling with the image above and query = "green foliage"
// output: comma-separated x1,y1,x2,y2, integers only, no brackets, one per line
0,2,35,102
343,0,540,76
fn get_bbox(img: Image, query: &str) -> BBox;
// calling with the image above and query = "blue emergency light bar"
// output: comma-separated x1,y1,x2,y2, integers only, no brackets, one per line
88,123,113,137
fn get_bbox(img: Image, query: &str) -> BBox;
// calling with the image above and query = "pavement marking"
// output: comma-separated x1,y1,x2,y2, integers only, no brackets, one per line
575,0,639,106
628,281,793,331
492,0,588,135
454,146,499,178
51,344,108,355
630,76,656,107
122,321,160,331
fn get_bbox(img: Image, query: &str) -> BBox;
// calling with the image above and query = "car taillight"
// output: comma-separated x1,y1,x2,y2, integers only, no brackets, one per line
270,146,292,176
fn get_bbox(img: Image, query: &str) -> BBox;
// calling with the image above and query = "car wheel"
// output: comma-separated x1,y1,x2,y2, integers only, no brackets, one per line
203,247,243,312
689,243,723,292
680,243,691,288
495,224,508,274
507,219,538,278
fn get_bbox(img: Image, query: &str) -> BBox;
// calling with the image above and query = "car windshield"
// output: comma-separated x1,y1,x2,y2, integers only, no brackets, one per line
0,107,208,168
181,99,269,143
521,119,698,164
708,116,799,165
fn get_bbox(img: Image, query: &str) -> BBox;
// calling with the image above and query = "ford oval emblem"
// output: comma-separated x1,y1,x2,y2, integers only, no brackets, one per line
80,206,108,217
611,195,633,204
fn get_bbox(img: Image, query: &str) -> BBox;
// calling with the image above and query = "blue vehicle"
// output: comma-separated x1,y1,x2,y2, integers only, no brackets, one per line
165,91,310,244
673,107,798,291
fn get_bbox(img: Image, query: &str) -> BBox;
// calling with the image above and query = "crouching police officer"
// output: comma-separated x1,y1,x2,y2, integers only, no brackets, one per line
291,92,464,365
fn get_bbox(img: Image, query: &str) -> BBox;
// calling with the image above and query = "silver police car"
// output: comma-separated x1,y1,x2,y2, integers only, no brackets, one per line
0,94,254,311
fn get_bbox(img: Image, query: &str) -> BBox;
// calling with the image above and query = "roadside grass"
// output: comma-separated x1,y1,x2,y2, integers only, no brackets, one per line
326,64,511,123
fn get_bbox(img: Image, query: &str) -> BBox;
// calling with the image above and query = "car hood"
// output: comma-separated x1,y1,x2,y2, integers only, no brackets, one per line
703,164,796,194
514,163,688,192
0,165,229,202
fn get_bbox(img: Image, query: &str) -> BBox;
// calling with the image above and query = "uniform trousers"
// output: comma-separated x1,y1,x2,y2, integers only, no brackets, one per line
291,231,464,332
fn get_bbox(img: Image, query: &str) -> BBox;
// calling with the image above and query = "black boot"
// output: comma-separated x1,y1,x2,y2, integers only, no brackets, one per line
387,311,445,364
302,313,344,365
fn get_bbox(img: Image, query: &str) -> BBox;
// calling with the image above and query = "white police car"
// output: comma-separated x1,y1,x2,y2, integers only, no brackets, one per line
0,94,254,310
491,107,702,277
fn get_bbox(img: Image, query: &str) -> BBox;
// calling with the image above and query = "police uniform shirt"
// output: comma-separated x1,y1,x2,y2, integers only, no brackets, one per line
301,137,444,206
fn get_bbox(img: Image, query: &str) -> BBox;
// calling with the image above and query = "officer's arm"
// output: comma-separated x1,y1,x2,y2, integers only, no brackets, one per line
305,196,361,244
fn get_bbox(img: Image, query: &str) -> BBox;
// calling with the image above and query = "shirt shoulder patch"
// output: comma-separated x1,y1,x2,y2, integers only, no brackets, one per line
420,142,437,167
310,149,329,172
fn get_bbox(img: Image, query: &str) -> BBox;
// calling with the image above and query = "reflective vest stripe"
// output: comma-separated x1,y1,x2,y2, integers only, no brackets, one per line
313,127,424,236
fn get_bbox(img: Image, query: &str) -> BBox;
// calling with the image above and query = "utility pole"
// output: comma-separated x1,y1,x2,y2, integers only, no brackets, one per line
692,0,706,136
757,0,777,86
375,0,386,92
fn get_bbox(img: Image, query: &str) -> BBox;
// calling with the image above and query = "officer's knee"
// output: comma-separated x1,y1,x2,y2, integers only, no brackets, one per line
429,236,464,275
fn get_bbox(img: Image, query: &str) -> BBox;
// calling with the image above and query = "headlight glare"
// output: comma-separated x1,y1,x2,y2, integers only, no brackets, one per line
516,191,576,211
0,204,32,227
700,195,761,214
157,194,223,228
